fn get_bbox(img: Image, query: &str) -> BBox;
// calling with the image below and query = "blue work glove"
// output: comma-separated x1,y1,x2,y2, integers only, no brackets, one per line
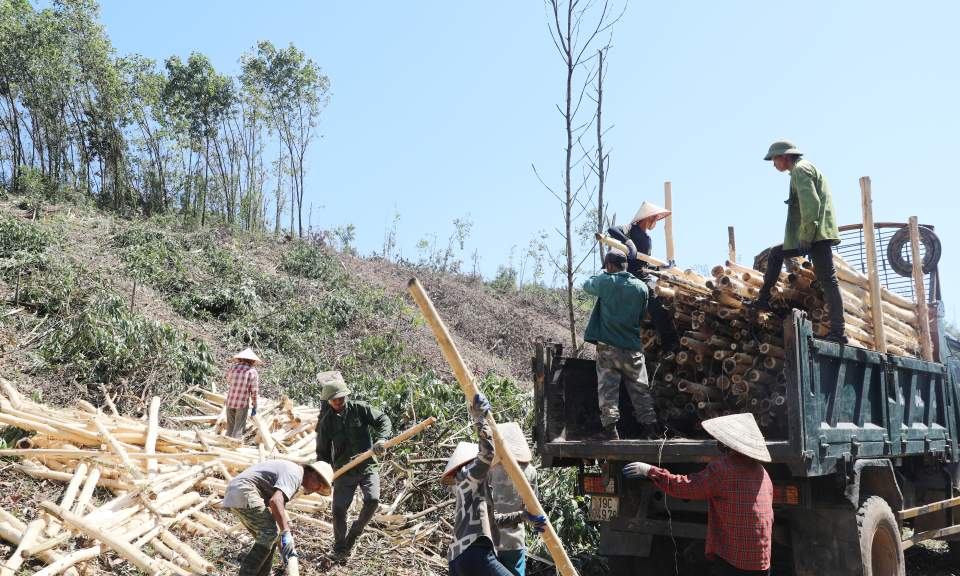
657,259,676,271
624,239,638,260
470,393,490,424
279,530,297,563
251,407,258,416
525,511,547,533
797,240,811,256
623,462,653,479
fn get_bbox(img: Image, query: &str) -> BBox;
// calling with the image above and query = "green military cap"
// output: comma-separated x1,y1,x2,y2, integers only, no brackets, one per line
763,139,804,161
317,370,350,400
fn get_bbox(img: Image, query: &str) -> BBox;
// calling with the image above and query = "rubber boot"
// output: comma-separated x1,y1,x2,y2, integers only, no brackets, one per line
823,330,849,344
239,544,272,576
639,423,658,440
744,297,772,313
587,423,619,441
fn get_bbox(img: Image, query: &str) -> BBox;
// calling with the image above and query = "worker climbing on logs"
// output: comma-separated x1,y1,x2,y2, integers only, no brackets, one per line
225,348,262,439
623,414,773,576
583,249,659,441
314,371,392,562
607,201,682,354
442,394,546,576
746,139,847,344
489,422,540,576
222,459,334,576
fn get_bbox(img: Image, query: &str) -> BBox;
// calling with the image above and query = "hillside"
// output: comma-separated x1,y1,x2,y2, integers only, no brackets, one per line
0,200,586,411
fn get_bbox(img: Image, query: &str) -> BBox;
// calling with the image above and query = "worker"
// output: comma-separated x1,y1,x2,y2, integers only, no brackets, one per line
222,459,334,576
623,414,773,576
442,394,546,576
583,249,658,441
489,422,540,576
225,348,262,439
746,139,847,344
314,371,392,561
607,202,681,354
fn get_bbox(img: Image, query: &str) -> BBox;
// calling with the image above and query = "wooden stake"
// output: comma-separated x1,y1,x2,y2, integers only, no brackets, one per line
130,279,137,315
860,177,887,353
664,182,675,262
407,278,579,576
0,519,43,576
146,396,161,476
909,217,934,361
728,227,736,262
333,417,436,480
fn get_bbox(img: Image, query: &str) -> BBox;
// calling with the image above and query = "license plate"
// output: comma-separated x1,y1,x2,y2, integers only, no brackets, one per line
590,495,618,522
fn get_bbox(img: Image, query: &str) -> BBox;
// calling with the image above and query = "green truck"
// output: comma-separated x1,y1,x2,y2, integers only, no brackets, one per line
533,224,957,576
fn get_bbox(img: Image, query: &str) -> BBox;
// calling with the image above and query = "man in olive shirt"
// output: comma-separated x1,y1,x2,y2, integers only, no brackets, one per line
223,459,333,576
314,371,392,561
747,139,847,344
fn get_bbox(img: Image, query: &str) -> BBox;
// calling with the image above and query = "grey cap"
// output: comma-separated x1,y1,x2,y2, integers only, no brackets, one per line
763,139,804,161
604,248,627,266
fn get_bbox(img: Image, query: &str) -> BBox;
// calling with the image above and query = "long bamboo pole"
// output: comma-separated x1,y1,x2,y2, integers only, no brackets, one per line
407,278,578,576
909,217,934,362
332,417,437,480
728,226,736,263
860,177,887,353
146,396,161,476
664,182,675,262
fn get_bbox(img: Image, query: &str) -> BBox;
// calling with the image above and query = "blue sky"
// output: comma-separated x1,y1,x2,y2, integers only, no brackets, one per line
96,1,959,317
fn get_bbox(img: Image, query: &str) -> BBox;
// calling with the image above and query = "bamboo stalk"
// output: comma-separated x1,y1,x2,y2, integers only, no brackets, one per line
406,278,578,576
909,217,934,362
333,417,437,479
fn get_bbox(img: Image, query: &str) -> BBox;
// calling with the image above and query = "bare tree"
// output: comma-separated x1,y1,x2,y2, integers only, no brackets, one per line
536,0,625,357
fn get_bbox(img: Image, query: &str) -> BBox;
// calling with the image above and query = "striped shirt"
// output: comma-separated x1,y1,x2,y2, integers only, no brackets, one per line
648,451,773,571
225,364,259,409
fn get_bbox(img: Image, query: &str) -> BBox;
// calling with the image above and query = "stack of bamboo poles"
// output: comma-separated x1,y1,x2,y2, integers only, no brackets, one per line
0,377,330,576
645,254,924,438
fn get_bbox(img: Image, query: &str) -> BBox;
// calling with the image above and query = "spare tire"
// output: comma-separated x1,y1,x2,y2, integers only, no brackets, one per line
887,226,941,277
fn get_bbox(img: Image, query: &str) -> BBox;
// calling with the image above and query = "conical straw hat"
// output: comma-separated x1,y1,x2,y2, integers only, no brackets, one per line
701,413,771,462
306,461,334,497
494,422,533,463
441,442,479,485
231,348,263,365
631,202,672,224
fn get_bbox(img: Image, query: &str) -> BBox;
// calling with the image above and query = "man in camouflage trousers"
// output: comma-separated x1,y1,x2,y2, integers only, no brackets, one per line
583,249,657,441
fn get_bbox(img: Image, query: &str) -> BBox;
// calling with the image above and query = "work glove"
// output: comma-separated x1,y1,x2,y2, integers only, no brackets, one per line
797,240,812,256
624,239,638,260
622,462,654,479
372,439,386,456
525,511,547,534
656,259,676,271
251,407,258,416
470,393,490,424
279,530,297,563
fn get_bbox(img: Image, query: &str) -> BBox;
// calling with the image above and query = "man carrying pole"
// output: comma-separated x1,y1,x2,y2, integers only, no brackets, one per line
442,395,546,576
489,422,540,576
224,349,262,439
314,371,392,561
583,249,658,441
746,139,847,344
606,201,681,354
222,459,334,576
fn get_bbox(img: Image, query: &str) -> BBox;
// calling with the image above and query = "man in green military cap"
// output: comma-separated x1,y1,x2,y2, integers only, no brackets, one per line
747,139,847,344
314,371,393,561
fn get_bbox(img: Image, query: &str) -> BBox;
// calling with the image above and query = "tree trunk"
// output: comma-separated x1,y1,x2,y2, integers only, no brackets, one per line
596,49,606,262
564,1,579,357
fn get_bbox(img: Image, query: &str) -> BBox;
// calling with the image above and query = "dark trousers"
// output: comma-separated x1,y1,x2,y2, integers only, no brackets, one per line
449,544,514,576
643,278,679,346
332,472,380,552
759,241,845,333
714,556,770,576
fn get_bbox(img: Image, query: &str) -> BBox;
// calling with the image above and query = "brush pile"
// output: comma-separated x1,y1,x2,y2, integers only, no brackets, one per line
0,377,456,576
644,254,924,438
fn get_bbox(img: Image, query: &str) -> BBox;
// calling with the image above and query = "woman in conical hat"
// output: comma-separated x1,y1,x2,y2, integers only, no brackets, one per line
487,423,542,576
605,201,681,355
621,414,774,575
225,348,263,439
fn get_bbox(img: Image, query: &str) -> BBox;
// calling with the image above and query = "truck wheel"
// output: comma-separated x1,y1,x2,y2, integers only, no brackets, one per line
857,496,905,576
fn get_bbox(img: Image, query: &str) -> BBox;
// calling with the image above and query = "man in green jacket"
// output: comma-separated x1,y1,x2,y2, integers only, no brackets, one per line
583,249,657,441
315,371,393,561
748,139,847,344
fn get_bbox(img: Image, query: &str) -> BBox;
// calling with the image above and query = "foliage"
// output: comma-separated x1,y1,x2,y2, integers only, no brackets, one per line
279,242,341,282
41,294,216,403
0,216,54,258
0,425,34,450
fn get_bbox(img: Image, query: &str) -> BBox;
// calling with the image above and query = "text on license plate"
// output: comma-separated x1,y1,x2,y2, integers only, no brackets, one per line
590,495,618,521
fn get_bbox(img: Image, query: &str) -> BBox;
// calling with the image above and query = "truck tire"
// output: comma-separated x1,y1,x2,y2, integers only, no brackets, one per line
857,496,905,576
